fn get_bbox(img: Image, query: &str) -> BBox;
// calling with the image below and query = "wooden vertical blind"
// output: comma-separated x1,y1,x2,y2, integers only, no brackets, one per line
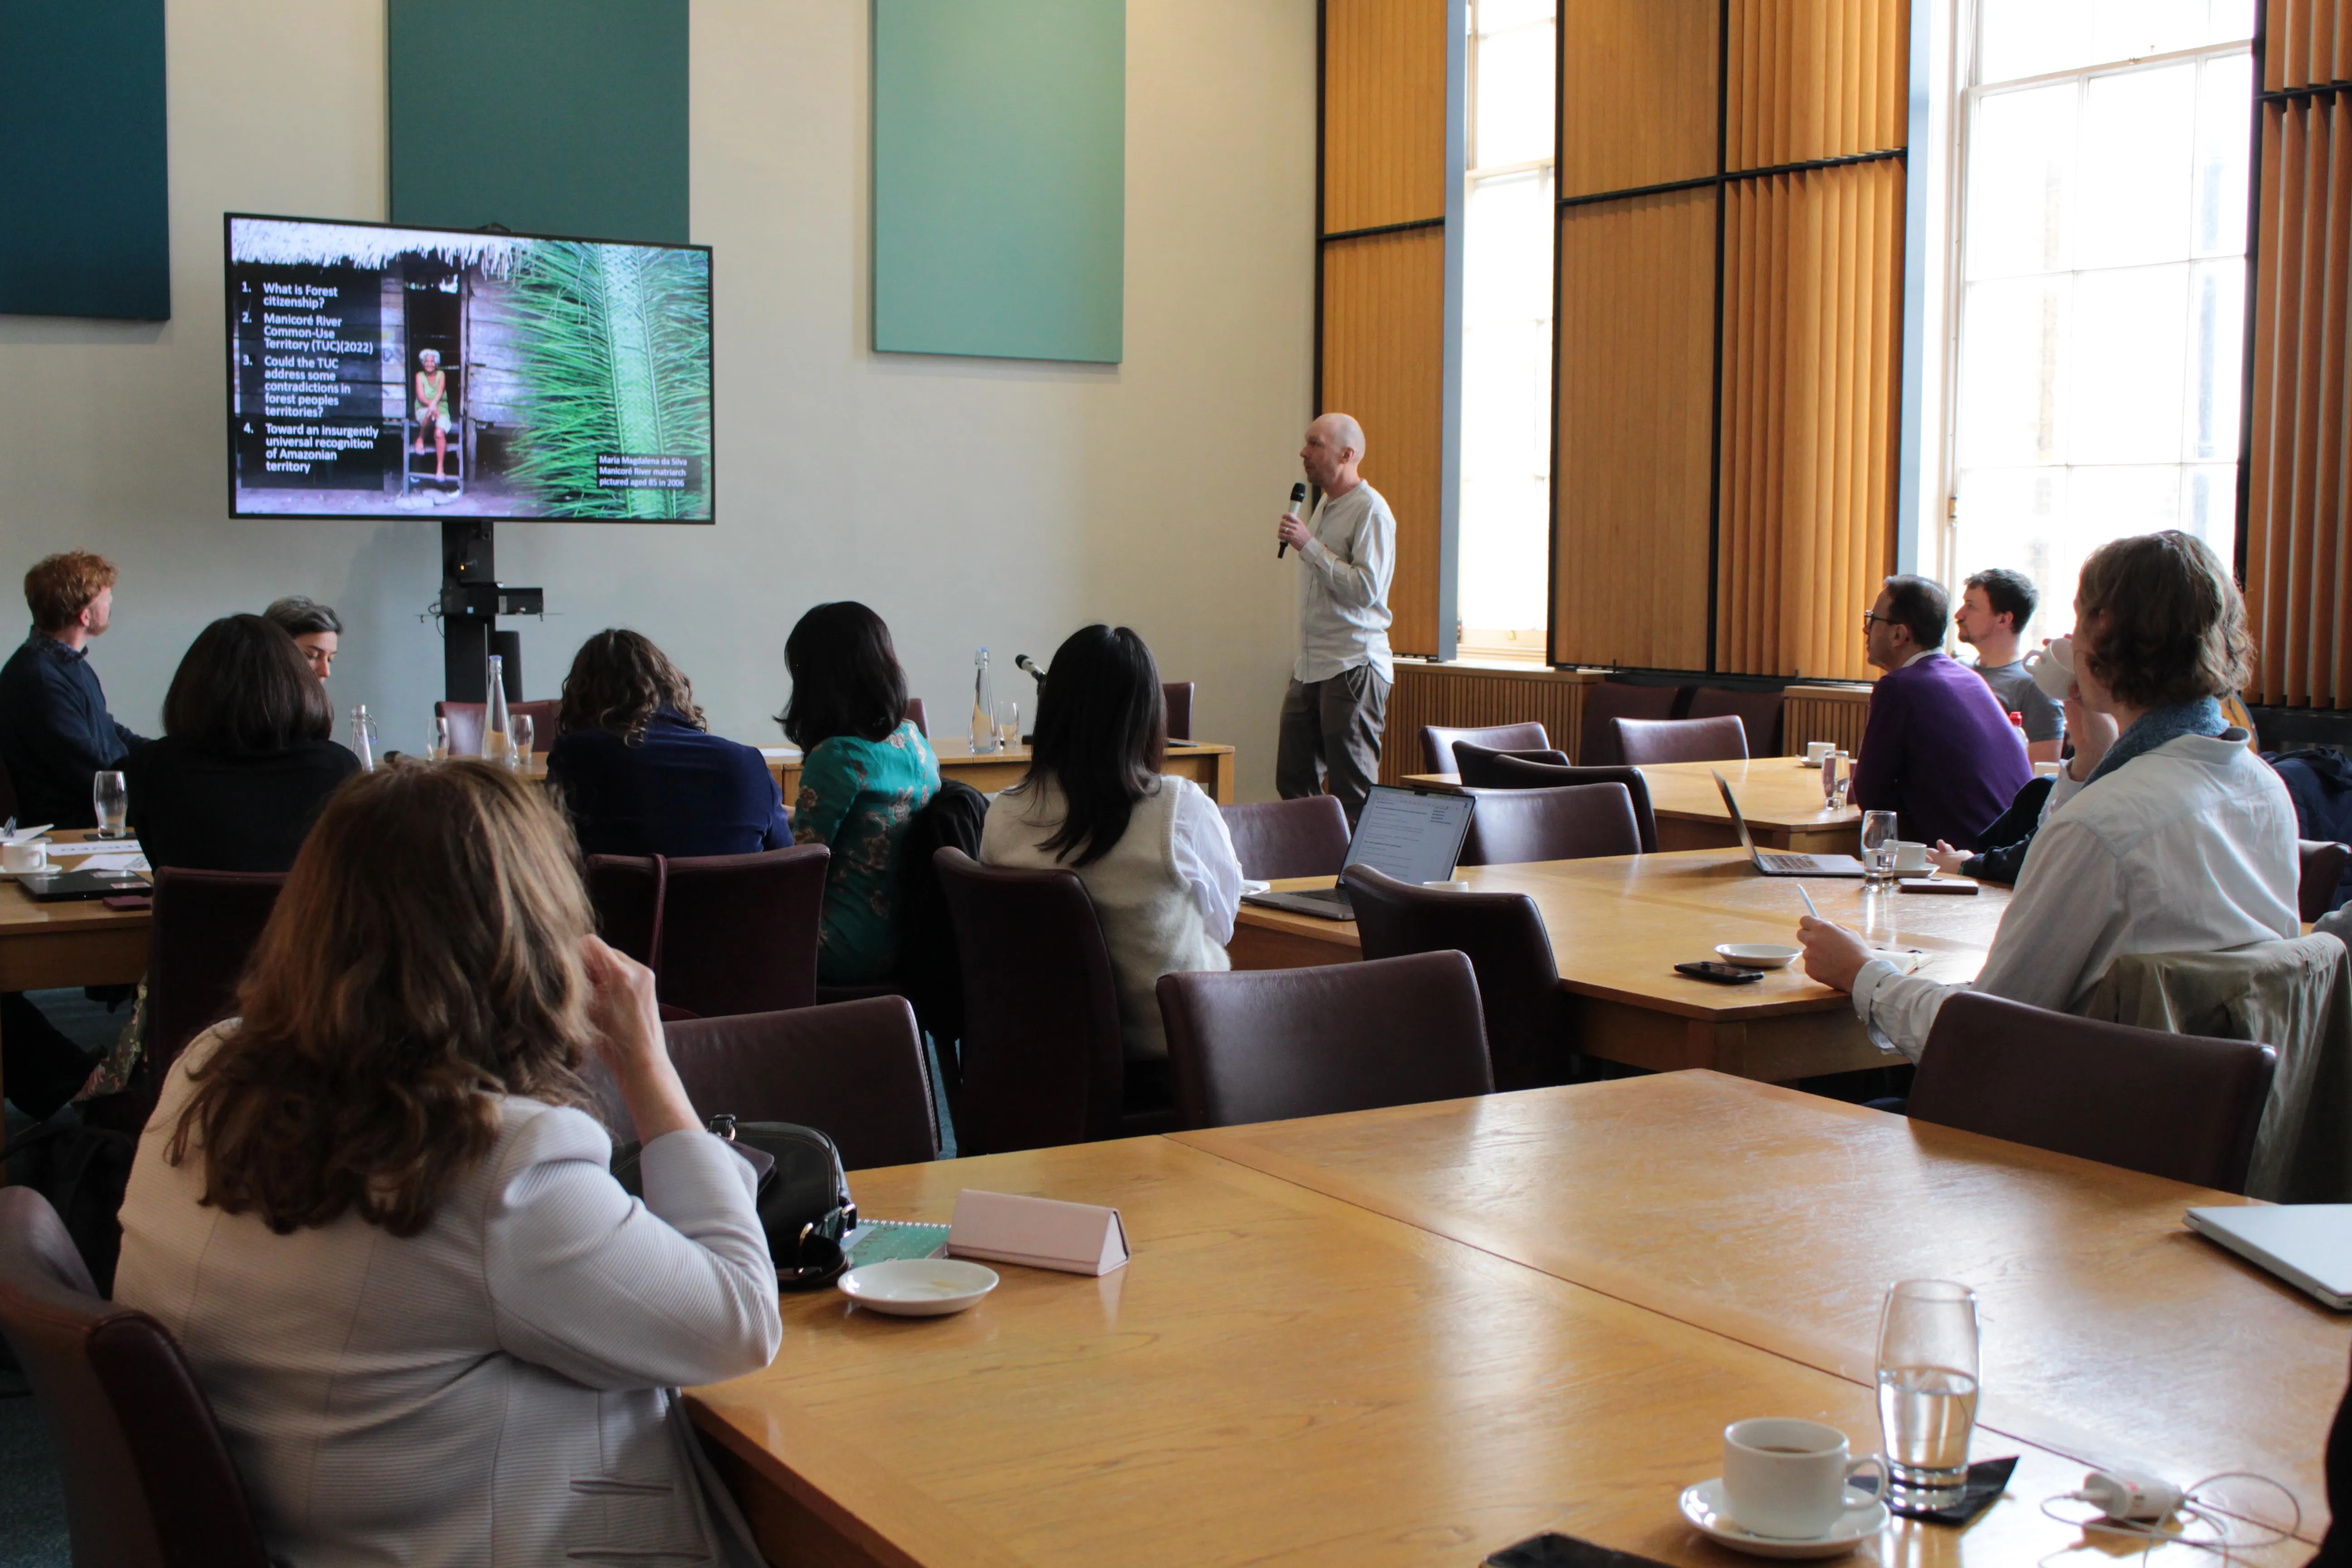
1724,0,1908,171
2246,0,2352,707
1557,0,1717,198
1323,0,1449,233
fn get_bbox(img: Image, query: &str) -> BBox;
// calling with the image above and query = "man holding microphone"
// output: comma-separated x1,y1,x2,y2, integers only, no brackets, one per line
1274,412,1394,825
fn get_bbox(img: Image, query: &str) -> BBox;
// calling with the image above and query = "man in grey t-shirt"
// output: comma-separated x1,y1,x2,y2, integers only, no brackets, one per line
1274,412,1394,825
1955,566,2063,763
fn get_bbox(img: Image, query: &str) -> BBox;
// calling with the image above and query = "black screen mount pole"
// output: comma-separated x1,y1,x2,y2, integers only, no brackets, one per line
439,519,543,702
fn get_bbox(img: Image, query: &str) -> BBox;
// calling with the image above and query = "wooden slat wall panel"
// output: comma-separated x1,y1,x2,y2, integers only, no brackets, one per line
1323,0,1448,232
1552,189,1717,669
2266,0,2352,92
1784,685,1872,756
1384,666,1601,782
1725,0,1908,171
1716,159,1904,680
1558,0,1717,199
1323,227,1446,657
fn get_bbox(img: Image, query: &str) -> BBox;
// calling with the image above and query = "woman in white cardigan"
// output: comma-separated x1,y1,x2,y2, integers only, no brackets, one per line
114,761,781,1568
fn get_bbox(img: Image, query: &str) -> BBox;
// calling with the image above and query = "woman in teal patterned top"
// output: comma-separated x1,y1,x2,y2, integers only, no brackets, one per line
779,603,940,984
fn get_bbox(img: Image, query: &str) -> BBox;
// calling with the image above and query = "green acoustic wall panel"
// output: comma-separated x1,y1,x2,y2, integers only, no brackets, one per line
873,0,1125,363
0,0,170,320
388,0,689,244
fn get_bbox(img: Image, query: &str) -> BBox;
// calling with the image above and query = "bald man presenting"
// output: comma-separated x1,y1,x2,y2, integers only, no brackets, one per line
1275,412,1395,824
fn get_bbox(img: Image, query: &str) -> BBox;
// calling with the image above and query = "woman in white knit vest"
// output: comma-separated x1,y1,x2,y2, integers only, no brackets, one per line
980,624,1244,1107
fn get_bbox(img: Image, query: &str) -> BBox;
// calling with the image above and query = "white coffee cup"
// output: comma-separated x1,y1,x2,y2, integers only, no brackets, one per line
1891,840,1930,874
1806,741,1835,765
1422,880,1471,892
1722,1417,1887,1540
2,841,48,875
2028,636,2074,701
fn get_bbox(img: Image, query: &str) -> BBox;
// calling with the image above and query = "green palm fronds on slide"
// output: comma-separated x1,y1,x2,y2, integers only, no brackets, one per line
508,241,710,519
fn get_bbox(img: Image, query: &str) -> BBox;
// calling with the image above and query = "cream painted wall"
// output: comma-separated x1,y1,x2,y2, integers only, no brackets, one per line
0,0,1317,802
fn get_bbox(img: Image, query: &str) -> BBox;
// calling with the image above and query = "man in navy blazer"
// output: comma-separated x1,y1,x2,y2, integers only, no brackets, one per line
1850,574,2033,850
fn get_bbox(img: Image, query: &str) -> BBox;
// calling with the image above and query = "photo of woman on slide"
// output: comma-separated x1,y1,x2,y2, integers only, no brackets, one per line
412,348,452,479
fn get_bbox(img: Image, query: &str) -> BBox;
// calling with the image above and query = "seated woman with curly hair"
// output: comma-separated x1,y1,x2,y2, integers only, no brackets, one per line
113,762,781,1566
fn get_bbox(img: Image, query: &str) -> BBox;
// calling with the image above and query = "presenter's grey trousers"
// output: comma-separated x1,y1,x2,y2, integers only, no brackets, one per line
1276,664,1390,827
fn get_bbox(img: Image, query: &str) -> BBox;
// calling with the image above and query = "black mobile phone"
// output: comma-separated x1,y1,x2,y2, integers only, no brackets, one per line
1675,960,1765,985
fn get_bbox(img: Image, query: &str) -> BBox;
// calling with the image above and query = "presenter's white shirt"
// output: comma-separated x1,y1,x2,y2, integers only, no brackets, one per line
1294,481,1396,685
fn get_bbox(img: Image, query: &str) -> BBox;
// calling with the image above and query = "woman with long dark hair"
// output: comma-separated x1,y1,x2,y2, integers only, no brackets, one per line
778,601,938,983
980,624,1242,1068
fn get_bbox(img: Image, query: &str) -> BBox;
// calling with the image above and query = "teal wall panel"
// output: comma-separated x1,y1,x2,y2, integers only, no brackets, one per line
388,0,689,244
0,0,170,320
873,0,1125,363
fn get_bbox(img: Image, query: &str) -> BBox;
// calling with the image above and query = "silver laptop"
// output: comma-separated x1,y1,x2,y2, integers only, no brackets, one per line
2185,1205,2352,1310
1712,770,1867,877
1243,785,1477,921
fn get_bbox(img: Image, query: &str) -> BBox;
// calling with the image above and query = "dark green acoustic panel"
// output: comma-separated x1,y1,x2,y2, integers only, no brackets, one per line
0,0,170,320
388,0,689,244
873,0,1125,363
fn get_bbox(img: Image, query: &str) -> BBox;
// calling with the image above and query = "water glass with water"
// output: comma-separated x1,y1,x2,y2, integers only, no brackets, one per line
510,713,535,770
993,699,1020,752
1877,1279,1979,1510
92,770,129,838
428,714,453,764
350,705,379,772
1861,810,1900,884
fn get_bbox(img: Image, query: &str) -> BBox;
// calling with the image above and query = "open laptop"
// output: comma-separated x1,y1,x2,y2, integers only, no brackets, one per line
2185,1205,2352,1310
1712,770,1867,877
1243,785,1477,921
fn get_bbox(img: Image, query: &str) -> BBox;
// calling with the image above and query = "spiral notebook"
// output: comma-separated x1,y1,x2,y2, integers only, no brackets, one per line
843,1219,950,1269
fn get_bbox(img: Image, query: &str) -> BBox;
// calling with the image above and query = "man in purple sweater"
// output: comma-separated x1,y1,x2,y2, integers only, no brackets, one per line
1851,574,2033,849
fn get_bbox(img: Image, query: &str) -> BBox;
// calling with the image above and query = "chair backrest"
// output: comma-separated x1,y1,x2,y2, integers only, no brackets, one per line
1220,796,1351,880
0,1187,270,1568
1343,865,1568,1091
0,754,16,824
1157,951,1492,1129
1578,683,1681,765
904,696,928,738
145,869,288,1076
1458,783,1640,866
1464,750,1660,852
934,848,1126,1154
1163,681,1195,741
435,698,561,759
1687,687,1786,756
1910,991,2277,1192
1420,722,1548,776
1613,714,1750,767
890,779,990,1045
2303,839,2352,922
1451,741,1571,784
587,999,937,1169
584,846,829,1017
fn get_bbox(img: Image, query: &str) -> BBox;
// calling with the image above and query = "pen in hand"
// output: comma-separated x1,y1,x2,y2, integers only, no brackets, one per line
1795,883,1820,921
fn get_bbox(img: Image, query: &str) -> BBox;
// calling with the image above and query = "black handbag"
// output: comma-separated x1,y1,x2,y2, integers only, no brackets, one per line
612,1114,857,1290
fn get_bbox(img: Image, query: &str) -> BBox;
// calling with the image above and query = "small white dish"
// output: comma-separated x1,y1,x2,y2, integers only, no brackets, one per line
1715,942,1799,970
838,1258,999,1317
1678,1478,1886,1559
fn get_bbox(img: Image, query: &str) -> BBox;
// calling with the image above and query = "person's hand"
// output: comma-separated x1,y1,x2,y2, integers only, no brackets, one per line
1277,512,1313,552
1798,915,1875,994
581,936,698,1142
2063,686,2121,779
1927,840,1969,875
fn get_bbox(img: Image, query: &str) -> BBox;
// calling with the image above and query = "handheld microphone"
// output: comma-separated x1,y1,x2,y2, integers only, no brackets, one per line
1278,481,1308,559
1014,654,1048,688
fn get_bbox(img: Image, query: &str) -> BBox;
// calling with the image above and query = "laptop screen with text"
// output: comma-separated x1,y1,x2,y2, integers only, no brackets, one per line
1340,786,1475,886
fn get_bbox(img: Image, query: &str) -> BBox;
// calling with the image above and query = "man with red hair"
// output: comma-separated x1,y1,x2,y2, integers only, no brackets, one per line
0,550,146,831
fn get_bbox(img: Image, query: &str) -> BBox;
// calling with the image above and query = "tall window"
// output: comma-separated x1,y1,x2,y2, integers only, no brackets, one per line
1457,0,1555,663
1945,0,2254,641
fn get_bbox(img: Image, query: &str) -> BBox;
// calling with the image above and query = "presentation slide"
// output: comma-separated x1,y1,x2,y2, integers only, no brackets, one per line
225,216,713,522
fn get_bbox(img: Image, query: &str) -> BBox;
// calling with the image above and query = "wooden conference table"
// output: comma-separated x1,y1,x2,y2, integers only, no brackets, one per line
1406,756,1862,854
1231,848,2005,1081
0,831,152,1115
758,738,1239,807
690,1073,2341,1567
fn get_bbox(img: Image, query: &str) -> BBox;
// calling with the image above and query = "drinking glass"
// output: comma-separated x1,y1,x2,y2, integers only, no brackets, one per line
349,705,379,773
993,699,1020,752
1861,810,1900,883
510,713,535,771
1877,1279,1980,1510
92,771,129,838
427,714,453,764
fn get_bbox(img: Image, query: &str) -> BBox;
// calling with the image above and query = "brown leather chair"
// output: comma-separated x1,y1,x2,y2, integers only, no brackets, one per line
934,848,1165,1153
1687,687,1785,756
586,998,938,1169
1420,722,1548,776
904,696,928,738
584,845,829,1018
1220,796,1351,880
1450,741,1570,783
436,698,561,760
1455,748,1660,853
1613,714,1749,767
144,869,288,1078
1908,991,2277,1193
1156,951,1492,1129
2303,839,2352,922
0,1186,270,1568
1163,682,1195,742
1578,683,1681,765
1458,783,1640,866
1343,865,1574,1091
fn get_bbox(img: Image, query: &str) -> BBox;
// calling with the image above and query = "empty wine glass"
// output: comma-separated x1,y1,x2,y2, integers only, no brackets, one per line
993,699,1020,751
510,713,535,771
92,770,128,838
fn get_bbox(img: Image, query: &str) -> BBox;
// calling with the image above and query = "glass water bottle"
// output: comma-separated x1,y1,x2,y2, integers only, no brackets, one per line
970,648,996,754
483,654,512,765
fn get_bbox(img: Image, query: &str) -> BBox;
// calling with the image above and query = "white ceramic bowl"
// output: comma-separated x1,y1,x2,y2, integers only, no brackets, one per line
838,1259,1000,1317
1715,942,1799,970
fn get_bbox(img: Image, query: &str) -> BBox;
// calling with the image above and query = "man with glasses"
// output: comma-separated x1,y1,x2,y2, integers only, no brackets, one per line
1848,574,2033,853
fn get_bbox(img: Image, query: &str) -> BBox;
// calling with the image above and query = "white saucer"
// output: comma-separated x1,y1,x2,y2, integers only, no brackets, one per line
838,1258,999,1317
1677,1478,1887,1558
1715,942,1799,969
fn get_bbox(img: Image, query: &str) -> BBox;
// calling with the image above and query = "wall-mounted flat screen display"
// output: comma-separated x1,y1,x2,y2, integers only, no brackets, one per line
225,214,714,522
